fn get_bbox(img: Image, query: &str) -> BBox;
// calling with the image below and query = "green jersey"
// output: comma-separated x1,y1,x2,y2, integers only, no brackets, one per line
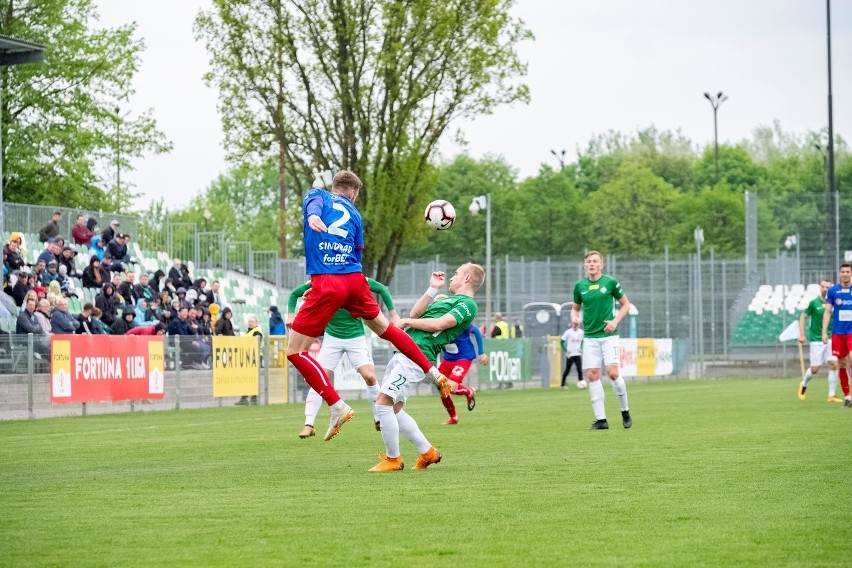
803,297,830,342
573,274,624,339
287,278,395,339
408,295,478,364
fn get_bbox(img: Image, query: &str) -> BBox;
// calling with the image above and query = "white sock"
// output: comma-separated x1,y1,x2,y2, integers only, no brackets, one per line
828,370,838,397
304,388,323,426
330,399,346,413
802,368,814,386
589,380,606,420
376,404,400,458
610,376,629,412
396,409,431,454
367,384,380,421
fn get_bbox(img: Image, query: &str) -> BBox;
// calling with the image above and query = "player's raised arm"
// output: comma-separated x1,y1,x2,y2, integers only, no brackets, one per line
409,271,446,318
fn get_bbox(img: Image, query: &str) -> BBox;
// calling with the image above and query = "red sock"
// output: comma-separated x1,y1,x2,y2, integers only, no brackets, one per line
287,353,340,405
441,394,457,418
454,384,472,397
380,325,433,373
841,367,851,397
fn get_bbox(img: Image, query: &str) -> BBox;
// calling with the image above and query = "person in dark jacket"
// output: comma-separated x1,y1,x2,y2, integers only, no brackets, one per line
58,245,81,278
95,282,121,328
110,306,137,335
76,303,103,334
82,257,109,289
101,219,119,245
269,306,286,335
50,297,80,334
16,297,49,355
38,211,62,243
213,307,235,336
168,258,192,289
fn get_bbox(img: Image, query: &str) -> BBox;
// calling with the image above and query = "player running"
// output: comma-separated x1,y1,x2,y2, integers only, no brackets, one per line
287,170,452,442
822,263,852,407
369,263,484,472
435,300,488,424
571,250,632,430
797,280,842,403
288,277,399,438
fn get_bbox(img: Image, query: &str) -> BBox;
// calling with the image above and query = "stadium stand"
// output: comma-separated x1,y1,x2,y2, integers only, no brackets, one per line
730,283,821,345
3,232,280,336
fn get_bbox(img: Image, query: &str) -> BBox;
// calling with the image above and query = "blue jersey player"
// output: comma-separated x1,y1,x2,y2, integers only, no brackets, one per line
286,170,452,442
822,262,852,406
437,312,489,424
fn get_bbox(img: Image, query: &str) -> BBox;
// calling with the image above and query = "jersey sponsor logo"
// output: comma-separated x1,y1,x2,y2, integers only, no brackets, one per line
589,284,600,290
843,289,850,293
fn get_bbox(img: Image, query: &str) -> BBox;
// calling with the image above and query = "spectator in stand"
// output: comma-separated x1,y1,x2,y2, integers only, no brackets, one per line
34,299,52,335
16,297,48,346
176,287,193,309
126,321,167,336
40,260,60,287
190,278,208,306
72,215,93,246
213,306,235,336
101,219,119,245
107,233,132,264
51,297,80,334
134,298,156,326
55,265,76,298
8,232,26,261
89,233,105,262
37,239,61,266
102,252,124,274
168,258,192,289
209,280,222,306
95,282,121,329
46,280,62,306
134,273,156,302
90,307,108,334
111,306,137,335
31,259,46,282
58,245,81,278
82,256,108,289
198,307,213,336
39,211,62,243
152,291,171,320
168,306,190,336
269,306,285,335
4,237,26,278
11,269,31,306
118,271,139,306
76,303,100,334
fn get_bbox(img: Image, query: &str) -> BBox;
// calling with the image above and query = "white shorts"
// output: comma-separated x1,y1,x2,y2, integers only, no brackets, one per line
316,335,373,371
582,336,621,370
809,342,836,367
378,353,426,404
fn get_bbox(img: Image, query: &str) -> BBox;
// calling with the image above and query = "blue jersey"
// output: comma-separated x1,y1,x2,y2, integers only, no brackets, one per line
303,188,364,275
442,324,484,362
826,283,852,335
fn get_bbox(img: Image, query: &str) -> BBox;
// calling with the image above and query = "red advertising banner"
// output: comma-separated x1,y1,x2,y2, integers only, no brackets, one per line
50,335,166,403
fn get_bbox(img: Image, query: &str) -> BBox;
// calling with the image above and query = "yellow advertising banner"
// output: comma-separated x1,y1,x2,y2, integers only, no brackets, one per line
51,339,72,398
212,336,260,397
636,338,657,377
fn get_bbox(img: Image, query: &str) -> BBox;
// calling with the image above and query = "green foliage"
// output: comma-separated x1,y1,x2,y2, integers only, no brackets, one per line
1,382,850,566
196,0,531,273
0,0,171,211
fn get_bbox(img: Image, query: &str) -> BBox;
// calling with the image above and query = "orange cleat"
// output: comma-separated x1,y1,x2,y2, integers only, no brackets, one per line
413,447,442,470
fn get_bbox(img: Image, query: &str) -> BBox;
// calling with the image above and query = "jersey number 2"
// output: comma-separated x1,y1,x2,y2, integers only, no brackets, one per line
327,203,351,238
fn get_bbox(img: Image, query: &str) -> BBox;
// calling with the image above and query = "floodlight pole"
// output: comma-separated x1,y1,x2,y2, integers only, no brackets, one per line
826,0,838,269
470,194,492,333
703,92,728,184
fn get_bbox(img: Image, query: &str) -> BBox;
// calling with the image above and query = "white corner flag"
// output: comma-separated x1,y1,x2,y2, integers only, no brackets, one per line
778,320,799,342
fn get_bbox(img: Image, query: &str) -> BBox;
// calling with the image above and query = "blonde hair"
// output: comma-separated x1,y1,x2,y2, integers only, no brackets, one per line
462,263,486,292
584,250,603,260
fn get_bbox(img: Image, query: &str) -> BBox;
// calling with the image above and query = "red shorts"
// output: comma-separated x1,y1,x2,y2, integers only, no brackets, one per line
439,359,473,383
831,333,852,359
291,273,381,338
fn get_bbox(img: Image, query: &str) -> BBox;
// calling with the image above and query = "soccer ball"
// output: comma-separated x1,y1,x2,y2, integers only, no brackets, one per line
424,199,456,230
576,380,588,390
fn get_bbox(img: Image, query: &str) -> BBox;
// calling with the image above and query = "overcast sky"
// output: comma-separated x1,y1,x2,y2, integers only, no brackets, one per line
95,0,852,211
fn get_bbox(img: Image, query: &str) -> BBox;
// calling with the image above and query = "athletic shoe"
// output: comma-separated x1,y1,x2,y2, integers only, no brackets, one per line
298,425,316,439
413,447,442,470
590,419,609,430
234,397,249,406
444,416,459,425
368,455,404,472
844,399,852,408
324,403,354,441
827,396,843,403
374,420,381,432
798,384,806,401
622,410,632,429
466,387,476,411
250,396,258,406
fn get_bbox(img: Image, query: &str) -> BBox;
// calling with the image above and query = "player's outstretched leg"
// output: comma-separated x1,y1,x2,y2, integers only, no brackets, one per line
300,388,323,438
441,395,458,424
396,410,441,470
455,383,476,411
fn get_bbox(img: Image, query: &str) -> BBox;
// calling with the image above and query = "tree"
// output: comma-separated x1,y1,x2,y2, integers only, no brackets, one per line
0,0,171,210
586,161,678,257
196,0,531,279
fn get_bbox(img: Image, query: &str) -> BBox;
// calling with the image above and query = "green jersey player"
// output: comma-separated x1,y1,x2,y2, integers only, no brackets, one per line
571,250,632,430
369,262,484,472
288,277,399,437
797,280,841,402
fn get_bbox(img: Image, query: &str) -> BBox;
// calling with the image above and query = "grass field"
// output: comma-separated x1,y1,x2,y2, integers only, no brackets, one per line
1,378,851,567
